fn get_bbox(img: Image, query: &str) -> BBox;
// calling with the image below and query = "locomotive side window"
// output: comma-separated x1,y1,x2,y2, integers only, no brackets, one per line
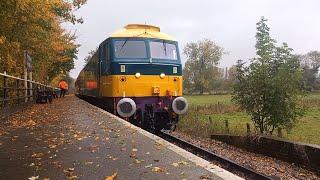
150,41,177,60
114,40,147,59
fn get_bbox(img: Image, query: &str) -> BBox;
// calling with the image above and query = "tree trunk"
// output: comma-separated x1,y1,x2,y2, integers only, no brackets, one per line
200,86,204,94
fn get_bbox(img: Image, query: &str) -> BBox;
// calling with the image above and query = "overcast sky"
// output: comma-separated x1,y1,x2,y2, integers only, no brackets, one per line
66,0,320,78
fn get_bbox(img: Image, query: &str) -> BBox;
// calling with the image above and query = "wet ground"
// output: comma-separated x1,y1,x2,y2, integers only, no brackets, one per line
0,96,233,180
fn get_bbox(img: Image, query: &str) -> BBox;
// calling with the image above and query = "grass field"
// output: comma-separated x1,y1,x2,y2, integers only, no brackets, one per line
177,93,320,145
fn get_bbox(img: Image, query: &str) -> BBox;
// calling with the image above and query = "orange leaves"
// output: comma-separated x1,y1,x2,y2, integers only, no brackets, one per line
0,36,5,45
104,172,117,180
31,152,44,159
63,167,77,179
151,167,165,173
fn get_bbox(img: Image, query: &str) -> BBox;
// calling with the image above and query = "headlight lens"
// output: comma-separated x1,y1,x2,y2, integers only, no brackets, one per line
135,72,141,78
160,73,165,79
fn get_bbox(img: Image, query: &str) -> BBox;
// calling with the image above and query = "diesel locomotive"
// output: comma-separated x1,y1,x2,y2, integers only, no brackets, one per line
75,24,188,131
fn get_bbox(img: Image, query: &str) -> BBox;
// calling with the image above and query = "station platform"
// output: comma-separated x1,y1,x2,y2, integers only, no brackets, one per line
0,95,241,180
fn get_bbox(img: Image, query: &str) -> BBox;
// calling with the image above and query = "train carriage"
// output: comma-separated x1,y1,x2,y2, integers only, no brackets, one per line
75,24,188,131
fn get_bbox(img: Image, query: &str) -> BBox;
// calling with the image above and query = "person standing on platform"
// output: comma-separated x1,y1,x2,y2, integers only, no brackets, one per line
58,79,68,98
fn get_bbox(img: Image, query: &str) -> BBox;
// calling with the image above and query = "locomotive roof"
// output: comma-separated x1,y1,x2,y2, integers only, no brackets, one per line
110,24,175,41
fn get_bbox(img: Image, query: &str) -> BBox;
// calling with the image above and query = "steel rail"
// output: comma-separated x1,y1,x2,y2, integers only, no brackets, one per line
158,131,273,180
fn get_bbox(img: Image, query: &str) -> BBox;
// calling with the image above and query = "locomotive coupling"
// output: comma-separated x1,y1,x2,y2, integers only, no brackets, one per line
172,97,188,115
117,98,136,117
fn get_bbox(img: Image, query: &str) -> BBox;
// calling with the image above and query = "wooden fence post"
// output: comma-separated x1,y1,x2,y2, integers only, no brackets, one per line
29,72,33,101
24,69,28,102
3,72,7,107
225,120,229,134
246,123,251,134
16,79,19,104
277,127,283,138
209,116,213,124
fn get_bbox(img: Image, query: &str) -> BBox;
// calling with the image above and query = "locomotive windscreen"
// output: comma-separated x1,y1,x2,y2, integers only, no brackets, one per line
150,41,178,60
114,40,147,58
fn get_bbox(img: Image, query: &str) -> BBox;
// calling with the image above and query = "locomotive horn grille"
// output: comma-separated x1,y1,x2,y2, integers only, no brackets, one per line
119,102,133,113
117,98,136,117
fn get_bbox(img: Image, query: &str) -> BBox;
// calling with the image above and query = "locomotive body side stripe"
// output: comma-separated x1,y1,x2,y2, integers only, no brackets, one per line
99,75,182,97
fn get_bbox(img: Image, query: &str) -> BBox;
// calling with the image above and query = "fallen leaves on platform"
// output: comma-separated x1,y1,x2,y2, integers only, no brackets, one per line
88,144,99,153
63,168,77,179
48,144,57,149
28,176,39,180
106,155,118,161
31,152,44,159
171,161,188,167
134,159,144,164
0,129,7,136
151,167,165,173
104,172,117,180
144,164,153,168
84,161,93,165
172,163,179,167
178,160,188,166
129,152,136,158
51,161,62,168
27,120,36,126
154,142,164,150
200,175,212,179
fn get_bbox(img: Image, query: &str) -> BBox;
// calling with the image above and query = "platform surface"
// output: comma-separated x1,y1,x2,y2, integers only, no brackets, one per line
0,96,241,180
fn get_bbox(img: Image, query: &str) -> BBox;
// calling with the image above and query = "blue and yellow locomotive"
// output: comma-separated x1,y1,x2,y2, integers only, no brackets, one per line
75,24,188,131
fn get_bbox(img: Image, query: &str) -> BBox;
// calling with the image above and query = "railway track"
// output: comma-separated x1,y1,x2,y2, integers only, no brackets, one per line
81,97,272,179
158,130,273,180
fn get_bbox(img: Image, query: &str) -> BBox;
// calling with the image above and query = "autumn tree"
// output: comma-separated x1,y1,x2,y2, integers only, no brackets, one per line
233,17,304,134
183,39,223,94
299,51,320,91
218,65,237,92
0,0,87,82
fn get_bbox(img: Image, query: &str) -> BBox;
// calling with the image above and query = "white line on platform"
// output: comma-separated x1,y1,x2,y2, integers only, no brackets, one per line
88,102,243,180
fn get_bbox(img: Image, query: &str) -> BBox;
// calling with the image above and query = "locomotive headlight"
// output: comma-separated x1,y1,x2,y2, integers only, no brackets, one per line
135,72,141,78
160,73,165,79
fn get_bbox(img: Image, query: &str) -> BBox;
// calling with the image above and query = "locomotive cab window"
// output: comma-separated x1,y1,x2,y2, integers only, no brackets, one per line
114,40,147,59
150,41,178,60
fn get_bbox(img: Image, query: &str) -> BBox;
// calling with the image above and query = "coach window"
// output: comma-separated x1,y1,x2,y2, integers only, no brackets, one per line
114,40,147,59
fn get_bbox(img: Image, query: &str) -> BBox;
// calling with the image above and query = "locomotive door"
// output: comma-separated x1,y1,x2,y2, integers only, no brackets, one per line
98,41,110,97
